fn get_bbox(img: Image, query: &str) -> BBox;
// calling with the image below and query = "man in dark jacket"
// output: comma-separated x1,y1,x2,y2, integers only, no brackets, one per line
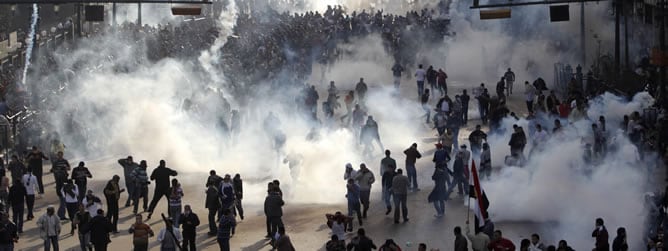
217,208,236,251
448,152,467,196
8,155,25,184
346,228,377,251
71,161,92,200
612,227,627,251
381,167,396,215
232,174,244,220
118,156,139,207
147,160,177,220
454,226,469,251
264,186,284,239
26,146,48,195
205,183,220,236
592,218,609,251
8,180,26,233
461,90,470,124
403,144,422,191
509,125,525,157
179,205,200,251
0,212,18,250
468,125,487,155
88,209,113,251
103,175,124,233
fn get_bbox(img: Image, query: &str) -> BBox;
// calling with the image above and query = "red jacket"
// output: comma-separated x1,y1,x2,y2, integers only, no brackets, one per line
488,238,516,251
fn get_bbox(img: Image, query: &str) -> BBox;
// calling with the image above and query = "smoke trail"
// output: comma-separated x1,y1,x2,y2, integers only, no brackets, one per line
22,4,40,83
198,0,238,91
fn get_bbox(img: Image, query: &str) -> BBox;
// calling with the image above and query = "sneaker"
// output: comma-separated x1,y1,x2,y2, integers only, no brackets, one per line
394,221,399,224
415,188,421,191
404,218,409,222
240,215,244,220
385,208,391,215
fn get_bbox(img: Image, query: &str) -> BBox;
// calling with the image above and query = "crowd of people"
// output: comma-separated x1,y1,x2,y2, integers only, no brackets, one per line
0,1,665,250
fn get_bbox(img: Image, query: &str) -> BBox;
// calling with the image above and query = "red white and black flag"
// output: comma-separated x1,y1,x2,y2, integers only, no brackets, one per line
469,159,490,232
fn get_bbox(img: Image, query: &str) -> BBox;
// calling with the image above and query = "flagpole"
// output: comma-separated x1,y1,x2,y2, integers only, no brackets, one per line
466,193,471,223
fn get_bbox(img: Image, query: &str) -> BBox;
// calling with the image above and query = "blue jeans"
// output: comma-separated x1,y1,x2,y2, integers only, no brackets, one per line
406,163,418,189
382,187,392,208
78,232,91,251
433,199,445,215
393,194,408,222
448,175,467,196
169,205,181,228
44,236,59,251
57,196,66,219
451,127,460,150
417,81,424,97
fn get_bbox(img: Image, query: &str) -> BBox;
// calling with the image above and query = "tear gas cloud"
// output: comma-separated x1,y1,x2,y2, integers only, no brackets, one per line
481,92,655,250
25,0,656,250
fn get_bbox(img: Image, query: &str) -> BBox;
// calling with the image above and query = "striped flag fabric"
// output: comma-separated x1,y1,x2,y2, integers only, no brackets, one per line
469,159,490,232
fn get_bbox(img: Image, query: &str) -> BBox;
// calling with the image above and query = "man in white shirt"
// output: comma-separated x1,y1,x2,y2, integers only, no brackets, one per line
22,171,39,220
37,206,61,251
532,124,549,153
415,64,426,98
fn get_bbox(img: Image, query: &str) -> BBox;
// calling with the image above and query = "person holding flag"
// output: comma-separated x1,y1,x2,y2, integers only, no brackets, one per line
468,159,490,234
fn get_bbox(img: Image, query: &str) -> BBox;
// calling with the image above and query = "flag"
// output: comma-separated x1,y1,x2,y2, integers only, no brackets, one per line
469,159,489,232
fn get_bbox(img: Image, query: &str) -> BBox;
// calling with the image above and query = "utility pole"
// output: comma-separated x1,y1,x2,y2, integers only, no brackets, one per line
624,0,628,69
76,3,81,37
137,2,142,26
614,0,621,78
112,3,117,27
661,0,667,108
581,0,586,68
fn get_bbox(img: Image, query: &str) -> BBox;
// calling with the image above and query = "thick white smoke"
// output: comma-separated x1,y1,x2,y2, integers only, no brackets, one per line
27,0,657,250
481,92,655,250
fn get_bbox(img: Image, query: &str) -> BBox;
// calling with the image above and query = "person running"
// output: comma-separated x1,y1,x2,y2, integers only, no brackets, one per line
147,160,178,220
